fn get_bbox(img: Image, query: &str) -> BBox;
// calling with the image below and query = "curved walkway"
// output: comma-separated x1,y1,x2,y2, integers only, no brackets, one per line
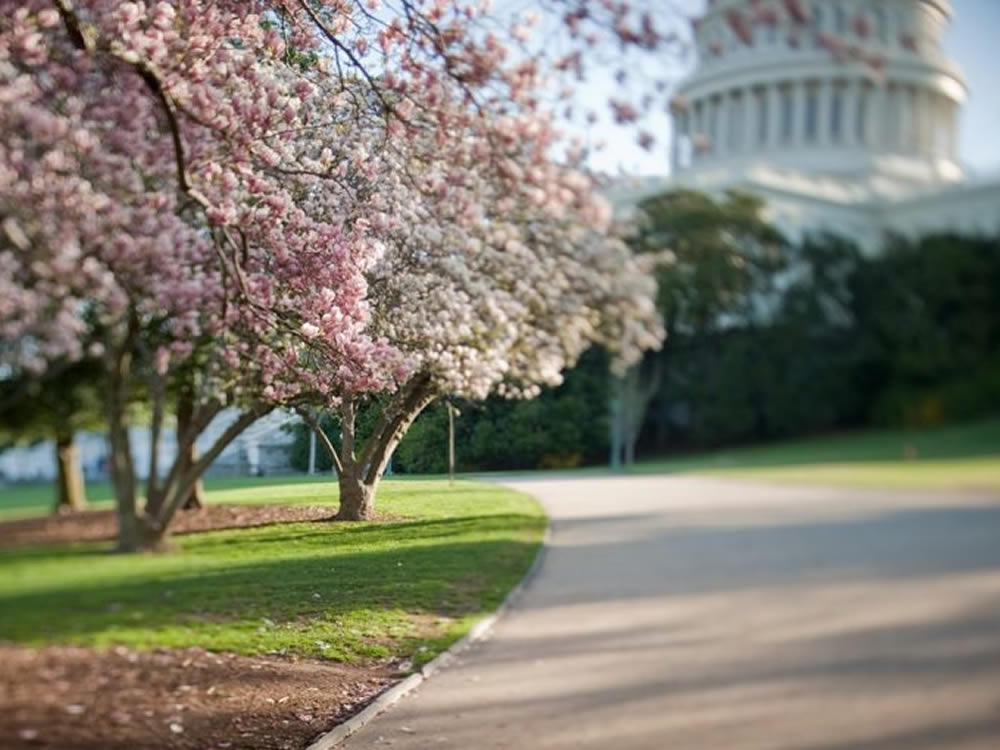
341,475,1000,749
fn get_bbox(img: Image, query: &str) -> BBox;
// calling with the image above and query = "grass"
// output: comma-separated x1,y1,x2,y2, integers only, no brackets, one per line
0,479,545,666
0,474,347,520
695,457,1000,489
632,418,1000,490
3,419,998,521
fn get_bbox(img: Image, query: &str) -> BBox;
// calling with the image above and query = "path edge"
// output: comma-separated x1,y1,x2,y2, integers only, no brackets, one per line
305,517,551,750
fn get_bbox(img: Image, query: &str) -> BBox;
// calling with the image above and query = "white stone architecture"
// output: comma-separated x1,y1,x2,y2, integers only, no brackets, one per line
632,0,1000,249
0,409,300,485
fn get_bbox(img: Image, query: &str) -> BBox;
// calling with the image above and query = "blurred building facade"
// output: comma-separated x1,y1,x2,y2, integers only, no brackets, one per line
0,410,299,484
621,0,1000,249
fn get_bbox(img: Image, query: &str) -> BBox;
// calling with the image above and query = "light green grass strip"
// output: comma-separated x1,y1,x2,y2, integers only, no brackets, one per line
629,418,1000,490
0,479,545,666
700,457,1000,490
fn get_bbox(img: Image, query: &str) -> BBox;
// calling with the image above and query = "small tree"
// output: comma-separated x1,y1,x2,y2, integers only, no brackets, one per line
2,0,682,544
0,360,104,512
612,189,787,465
1,4,412,549
298,126,664,517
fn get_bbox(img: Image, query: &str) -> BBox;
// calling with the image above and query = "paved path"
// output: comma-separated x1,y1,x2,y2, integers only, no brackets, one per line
342,476,1000,749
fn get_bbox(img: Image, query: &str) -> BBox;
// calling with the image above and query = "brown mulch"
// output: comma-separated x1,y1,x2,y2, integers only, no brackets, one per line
0,645,402,750
0,505,347,548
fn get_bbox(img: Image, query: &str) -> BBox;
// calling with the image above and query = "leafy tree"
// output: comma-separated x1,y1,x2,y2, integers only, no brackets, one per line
0,360,104,512
851,232,1000,425
616,189,787,463
641,227,1000,454
392,348,612,473
3,1,680,544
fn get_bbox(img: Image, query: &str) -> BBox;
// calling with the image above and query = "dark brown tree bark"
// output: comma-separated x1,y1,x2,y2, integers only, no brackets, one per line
103,312,266,551
53,429,87,513
176,394,204,510
181,472,205,510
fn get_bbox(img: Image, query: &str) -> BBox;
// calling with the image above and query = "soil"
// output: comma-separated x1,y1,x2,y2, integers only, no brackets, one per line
0,645,402,749
0,504,385,548
1,506,413,747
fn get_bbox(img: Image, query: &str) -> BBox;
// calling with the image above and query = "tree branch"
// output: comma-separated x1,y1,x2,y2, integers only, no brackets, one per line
151,398,223,516
55,0,90,51
339,398,357,468
154,404,272,527
144,371,166,509
361,376,436,485
296,407,343,475
357,372,433,471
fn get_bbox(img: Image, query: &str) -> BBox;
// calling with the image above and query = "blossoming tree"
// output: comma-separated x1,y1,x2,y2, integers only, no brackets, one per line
296,106,664,519
2,0,670,548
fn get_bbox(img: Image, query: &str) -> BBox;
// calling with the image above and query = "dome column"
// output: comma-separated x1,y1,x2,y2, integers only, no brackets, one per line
873,83,889,150
792,80,807,147
844,79,861,147
671,109,690,173
767,84,782,149
917,89,934,157
946,102,958,160
717,94,730,158
693,99,705,162
743,86,757,153
818,79,833,147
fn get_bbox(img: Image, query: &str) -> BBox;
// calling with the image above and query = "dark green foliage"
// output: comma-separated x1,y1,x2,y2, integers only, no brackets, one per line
286,195,999,471
645,226,1000,453
285,401,384,473
853,233,1000,425
394,348,611,473
635,188,788,335
0,359,105,447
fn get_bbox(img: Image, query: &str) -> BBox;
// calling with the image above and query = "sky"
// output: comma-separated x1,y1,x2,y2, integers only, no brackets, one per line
945,0,1000,175
577,0,1000,177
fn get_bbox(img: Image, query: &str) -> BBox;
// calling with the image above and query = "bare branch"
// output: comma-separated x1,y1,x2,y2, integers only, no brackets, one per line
296,407,344,475
155,405,272,526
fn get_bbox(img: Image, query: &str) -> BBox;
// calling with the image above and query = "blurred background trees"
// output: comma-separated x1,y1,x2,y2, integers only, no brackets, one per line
0,359,105,511
389,190,1000,473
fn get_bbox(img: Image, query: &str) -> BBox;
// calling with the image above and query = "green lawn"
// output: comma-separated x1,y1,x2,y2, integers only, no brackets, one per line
4,419,996,521
0,479,545,666
0,474,351,520
633,418,1000,490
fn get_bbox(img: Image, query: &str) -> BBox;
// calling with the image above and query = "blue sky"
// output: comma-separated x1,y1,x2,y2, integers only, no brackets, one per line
579,0,1000,176
946,0,1000,174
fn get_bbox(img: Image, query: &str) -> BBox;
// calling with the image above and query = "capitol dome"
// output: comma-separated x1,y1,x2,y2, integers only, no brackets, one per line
654,0,1000,250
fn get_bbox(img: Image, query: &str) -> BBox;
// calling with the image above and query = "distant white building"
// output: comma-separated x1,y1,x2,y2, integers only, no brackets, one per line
610,0,1000,249
0,409,300,483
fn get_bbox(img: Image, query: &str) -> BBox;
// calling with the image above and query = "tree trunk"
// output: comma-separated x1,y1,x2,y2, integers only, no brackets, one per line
105,321,170,553
609,357,662,469
330,380,436,521
109,399,169,552
335,468,376,521
624,434,636,466
175,392,204,510
109,402,168,551
53,429,87,513
609,392,624,470
182,473,205,510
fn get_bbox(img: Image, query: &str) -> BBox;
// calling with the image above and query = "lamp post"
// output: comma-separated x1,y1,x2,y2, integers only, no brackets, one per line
446,401,461,486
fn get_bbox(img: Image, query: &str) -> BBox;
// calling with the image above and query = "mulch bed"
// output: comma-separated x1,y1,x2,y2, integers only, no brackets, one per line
1,506,413,747
0,645,402,750
0,504,349,548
